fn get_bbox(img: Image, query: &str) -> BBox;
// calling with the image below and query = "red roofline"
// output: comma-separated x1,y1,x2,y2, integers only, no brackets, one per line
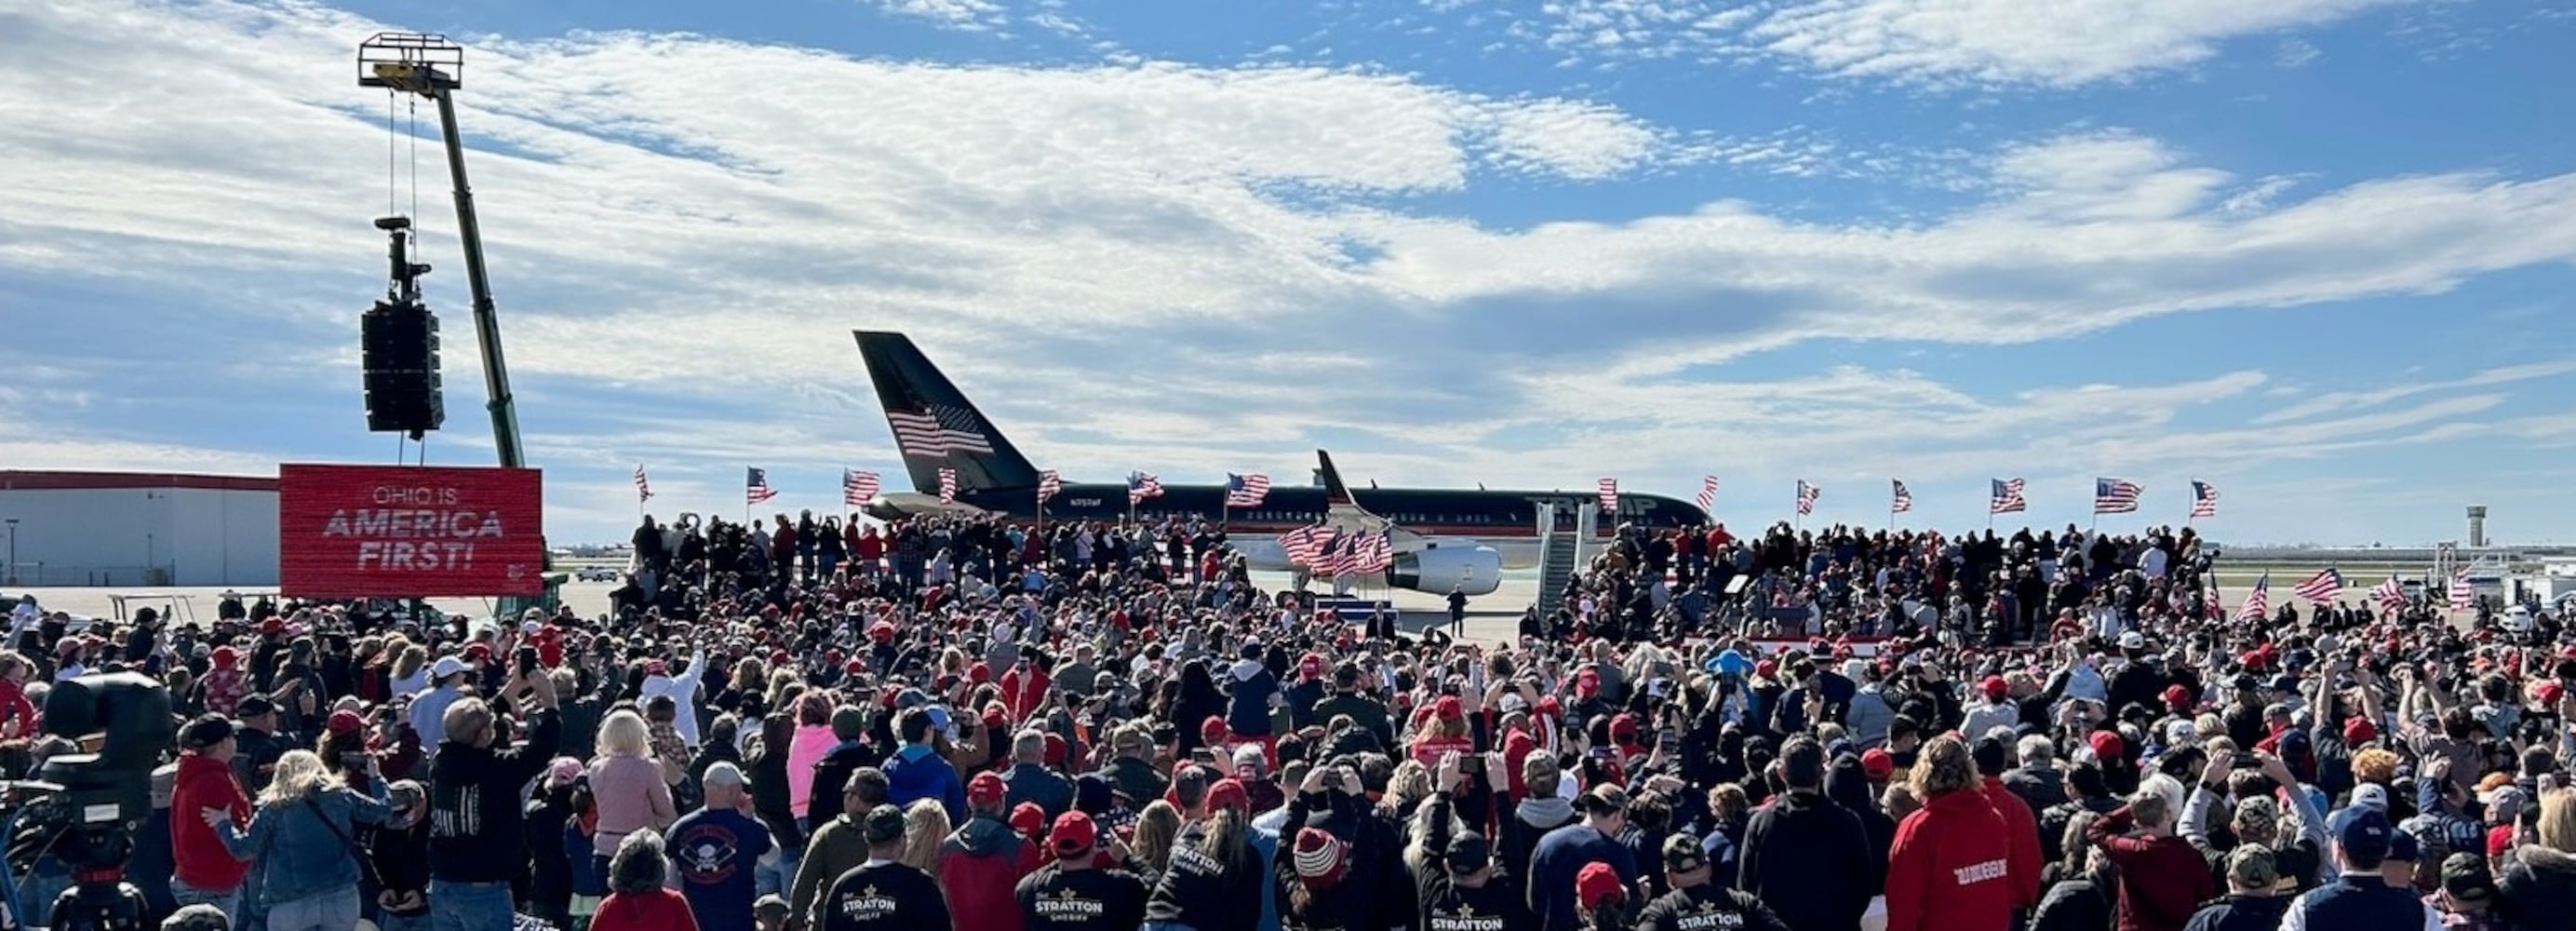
0,470,278,492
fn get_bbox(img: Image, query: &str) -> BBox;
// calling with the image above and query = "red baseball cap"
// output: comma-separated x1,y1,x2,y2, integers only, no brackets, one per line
1980,676,2009,699
968,771,1006,807
1576,861,1624,911
1051,811,1098,857
1859,748,1895,781
1204,778,1249,813
1434,695,1464,722
1009,802,1045,837
2088,730,2125,761
2343,717,2377,745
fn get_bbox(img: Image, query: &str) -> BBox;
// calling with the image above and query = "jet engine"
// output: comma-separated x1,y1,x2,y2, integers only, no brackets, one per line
1390,544,1502,596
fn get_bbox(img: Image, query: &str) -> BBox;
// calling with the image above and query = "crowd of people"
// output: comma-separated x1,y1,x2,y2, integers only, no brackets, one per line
4,508,2574,931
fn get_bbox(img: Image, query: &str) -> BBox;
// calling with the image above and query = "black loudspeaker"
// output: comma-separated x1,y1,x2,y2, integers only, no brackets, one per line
362,302,445,434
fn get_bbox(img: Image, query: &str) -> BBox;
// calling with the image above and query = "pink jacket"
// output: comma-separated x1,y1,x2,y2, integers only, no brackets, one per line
588,754,675,857
785,724,840,818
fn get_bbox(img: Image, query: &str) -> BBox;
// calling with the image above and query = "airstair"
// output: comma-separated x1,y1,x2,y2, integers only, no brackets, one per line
1535,499,1592,618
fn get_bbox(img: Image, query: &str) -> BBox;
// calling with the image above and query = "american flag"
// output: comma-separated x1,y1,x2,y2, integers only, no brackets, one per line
937,466,958,504
2189,480,2219,519
2292,567,2343,603
745,467,776,505
885,404,995,458
1352,532,1394,574
2093,478,2142,514
1989,478,2026,515
2449,567,2473,610
1036,468,1061,504
1795,480,1819,516
1126,472,1162,505
1695,475,1720,511
1597,478,1618,512
633,464,652,503
2235,573,2270,622
841,469,879,506
2370,573,2405,614
1282,525,1324,566
1324,533,1358,576
1890,479,1912,514
1225,473,1270,507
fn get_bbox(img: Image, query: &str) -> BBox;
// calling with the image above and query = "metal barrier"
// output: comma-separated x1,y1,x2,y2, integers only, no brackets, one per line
2,564,171,587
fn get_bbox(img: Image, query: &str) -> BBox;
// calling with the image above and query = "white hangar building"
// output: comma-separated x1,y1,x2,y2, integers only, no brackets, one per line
0,470,279,587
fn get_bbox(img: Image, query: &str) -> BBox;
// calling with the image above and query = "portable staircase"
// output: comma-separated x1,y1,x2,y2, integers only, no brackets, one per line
1535,498,1593,619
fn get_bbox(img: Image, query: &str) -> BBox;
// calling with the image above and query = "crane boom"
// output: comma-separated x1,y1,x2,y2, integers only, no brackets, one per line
358,34,526,469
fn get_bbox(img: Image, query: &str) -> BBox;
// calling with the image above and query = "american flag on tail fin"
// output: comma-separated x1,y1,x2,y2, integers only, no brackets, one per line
885,404,994,457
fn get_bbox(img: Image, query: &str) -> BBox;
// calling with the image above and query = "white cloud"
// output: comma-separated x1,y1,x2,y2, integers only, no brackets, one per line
2275,37,2326,68
1502,0,2404,87
862,0,1010,32
1472,99,1661,179
2250,360,2576,425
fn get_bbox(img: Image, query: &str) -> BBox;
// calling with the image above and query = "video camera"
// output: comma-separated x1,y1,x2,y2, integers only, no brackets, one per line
0,672,172,931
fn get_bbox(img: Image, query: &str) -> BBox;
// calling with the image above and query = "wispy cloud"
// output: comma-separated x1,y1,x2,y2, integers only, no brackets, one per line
1471,0,2406,88
861,0,1011,32
2249,360,2576,425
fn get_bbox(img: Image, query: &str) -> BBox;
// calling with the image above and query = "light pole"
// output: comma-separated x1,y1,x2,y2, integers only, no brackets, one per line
4,519,15,587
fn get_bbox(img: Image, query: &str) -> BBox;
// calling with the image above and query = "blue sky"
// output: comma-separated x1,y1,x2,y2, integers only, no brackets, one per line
3,0,2574,546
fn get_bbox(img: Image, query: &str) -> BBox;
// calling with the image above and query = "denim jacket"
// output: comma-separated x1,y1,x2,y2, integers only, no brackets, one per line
216,776,391,904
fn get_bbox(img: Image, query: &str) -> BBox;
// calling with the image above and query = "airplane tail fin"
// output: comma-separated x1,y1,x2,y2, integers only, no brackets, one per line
853,331,1042,493
1316,450,1419,542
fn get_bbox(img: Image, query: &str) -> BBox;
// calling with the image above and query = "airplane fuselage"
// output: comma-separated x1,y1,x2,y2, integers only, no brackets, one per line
878,481,1705,569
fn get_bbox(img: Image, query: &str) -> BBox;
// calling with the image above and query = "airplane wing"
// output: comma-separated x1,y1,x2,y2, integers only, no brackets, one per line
1316,450,1431,547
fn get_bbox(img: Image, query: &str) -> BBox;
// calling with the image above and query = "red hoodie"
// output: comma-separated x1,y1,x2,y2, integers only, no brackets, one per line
170,752,251,891
934,813,1042,931
1979,776,2043,909
1885,788,2015,931
0,679,34,738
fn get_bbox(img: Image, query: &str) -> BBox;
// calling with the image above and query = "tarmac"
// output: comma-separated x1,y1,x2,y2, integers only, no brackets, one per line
5,560,2454,646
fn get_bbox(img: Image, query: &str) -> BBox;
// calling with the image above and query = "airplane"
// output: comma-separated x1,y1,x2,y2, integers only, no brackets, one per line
851,331,1707,594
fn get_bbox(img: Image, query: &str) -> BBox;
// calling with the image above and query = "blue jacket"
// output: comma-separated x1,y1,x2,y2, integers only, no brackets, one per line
883,743,963,822
218,776,392,905
1528,822,1637,931
2283,873,2436,931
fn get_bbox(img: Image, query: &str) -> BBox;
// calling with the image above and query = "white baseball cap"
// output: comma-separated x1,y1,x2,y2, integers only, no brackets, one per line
431,656,468,680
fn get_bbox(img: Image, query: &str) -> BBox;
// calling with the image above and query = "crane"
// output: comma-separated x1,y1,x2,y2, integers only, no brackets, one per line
357,33,526,469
